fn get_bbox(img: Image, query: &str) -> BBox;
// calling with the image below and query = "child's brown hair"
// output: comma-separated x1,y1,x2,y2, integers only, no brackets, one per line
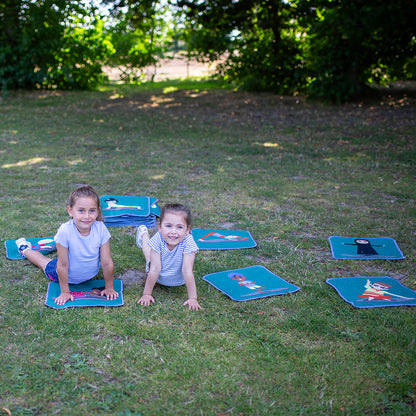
160,203,192,228
68,185,104,221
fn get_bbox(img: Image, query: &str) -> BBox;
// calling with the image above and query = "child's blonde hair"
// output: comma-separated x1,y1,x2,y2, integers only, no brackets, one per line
68,185,104,221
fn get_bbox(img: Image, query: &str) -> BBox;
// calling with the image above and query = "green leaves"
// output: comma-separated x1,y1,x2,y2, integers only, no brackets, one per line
176,0,415,102
0,1,112,91
0,0,414,101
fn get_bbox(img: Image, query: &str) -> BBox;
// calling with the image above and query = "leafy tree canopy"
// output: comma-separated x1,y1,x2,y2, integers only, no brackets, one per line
1,0,414,101
304,0,416,102
101,0,174,82
0,0,113,91
176,0,416,101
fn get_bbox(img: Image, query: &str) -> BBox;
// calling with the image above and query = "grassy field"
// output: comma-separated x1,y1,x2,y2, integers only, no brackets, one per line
0,80,415,415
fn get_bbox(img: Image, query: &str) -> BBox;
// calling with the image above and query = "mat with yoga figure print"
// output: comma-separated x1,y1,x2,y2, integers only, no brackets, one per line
192,228,257,250
326,276,416,308
328,236,404,260
203,265,300,301
45,279,124,309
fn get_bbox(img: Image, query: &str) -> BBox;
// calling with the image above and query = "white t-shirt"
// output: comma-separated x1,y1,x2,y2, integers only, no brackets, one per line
54,219,111,284
148,232,198,286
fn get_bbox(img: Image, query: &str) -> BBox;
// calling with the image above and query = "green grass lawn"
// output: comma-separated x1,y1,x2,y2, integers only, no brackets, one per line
0,80,415,415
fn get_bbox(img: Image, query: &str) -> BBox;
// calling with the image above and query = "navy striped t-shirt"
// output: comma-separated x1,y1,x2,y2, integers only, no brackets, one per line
148,232,199,286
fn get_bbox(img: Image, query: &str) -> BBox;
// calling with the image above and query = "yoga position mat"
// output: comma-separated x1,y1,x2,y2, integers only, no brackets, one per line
101,195,151,217
203,265,300,301
326,276,416,308
329,236,404,260
5,237,56,260
45,279,124,309
192,228,257,250
101,196,160,227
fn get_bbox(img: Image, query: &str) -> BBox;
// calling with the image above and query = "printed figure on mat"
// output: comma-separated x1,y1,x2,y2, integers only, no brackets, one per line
228,272,266,293
103,197,143,211
358,279,416,302
31,238,56,253
16,185,119,306
345,239,382,256
136,203,201,311
328,236,404,260
69,286,106,300
198,232,249,243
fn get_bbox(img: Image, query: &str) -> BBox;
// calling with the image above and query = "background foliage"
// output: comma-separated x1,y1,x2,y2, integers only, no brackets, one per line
178,0,416,102
304,0,416,102
102,0,173,82
0,0,415,101
0,0,112,92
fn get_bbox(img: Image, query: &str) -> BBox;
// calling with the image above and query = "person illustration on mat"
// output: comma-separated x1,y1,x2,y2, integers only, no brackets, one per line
31,238,56,254
358,279,415,301
228,272,266,293
52,287,106,302
69,287,106,300
16,185,119,306
344,239,382,256
198,232,248,243
136,203,201,311
103,197,142,211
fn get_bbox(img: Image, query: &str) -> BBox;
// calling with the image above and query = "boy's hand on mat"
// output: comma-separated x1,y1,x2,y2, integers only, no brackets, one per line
101,288,119,300
184,298,201,311
138,294,155,306
55,292,74,305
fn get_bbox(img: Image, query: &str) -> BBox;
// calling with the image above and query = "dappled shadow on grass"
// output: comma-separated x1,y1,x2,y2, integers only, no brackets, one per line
4,80,415,147
93,80,416,127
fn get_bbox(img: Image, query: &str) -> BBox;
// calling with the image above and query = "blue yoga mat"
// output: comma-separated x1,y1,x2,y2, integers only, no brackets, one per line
327,276,416,308
101,196,160,227
45,279,124,309
203,265,300,301
101,195,150,217
5,237,56,260
328,236,404,260
192,228,257,250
